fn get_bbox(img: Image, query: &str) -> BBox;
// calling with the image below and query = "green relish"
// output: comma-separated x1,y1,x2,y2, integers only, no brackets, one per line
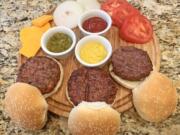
46,32,72,53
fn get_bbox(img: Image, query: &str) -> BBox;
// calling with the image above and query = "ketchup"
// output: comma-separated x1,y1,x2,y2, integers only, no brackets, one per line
82,17,107,33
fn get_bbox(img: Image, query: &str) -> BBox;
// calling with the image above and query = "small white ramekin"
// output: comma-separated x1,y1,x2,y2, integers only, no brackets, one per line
75,35,112,67
41,26,76,59
78,9,112,36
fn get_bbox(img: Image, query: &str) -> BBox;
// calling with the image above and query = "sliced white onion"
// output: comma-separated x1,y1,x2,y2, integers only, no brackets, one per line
53,1,84,29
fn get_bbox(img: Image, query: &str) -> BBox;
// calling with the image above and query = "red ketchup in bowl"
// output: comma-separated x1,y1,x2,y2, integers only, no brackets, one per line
82,17,107,33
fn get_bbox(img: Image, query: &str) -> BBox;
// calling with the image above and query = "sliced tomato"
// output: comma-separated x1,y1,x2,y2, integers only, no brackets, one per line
112,3,140,28
101,0,140,27
101,0,127,16
119,15,153,44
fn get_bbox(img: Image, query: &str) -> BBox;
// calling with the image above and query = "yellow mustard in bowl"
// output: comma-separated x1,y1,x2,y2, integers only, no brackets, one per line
80,41,107,64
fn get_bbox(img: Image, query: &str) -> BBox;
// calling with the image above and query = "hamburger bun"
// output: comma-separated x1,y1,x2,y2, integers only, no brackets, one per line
17,56,64,98
109,64,142,89
4,83,48,130
110,47,153,89
44,57,64,98
68,101,120,135
133,71,177,122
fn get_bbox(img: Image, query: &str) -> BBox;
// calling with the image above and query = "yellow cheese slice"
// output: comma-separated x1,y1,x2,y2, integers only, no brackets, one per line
32,15,53,27
40,23,51,33
19,26,43,58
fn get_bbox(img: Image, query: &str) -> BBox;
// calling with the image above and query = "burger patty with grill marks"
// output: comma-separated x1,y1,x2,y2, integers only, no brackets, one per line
67,67,117,106
17,56,60,94
112,46,153,81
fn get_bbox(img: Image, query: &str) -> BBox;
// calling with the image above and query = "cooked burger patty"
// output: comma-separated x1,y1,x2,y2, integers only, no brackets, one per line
112,46,153,81
68,67,117,105
17,56,60,94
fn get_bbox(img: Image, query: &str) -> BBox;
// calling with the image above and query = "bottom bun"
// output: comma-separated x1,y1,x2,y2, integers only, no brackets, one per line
133,71,177,122
4,83,48,130
66,88,75,106
43,57,64,98
109,64,142,89
68,101,120,135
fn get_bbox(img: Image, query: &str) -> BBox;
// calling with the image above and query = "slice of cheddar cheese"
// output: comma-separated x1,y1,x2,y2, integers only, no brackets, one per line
19,26,43,58
40,23,51,33
32,15,53,27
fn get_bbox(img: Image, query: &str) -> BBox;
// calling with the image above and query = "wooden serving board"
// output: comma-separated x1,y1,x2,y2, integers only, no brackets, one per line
18,26,160,117
18,4,161,117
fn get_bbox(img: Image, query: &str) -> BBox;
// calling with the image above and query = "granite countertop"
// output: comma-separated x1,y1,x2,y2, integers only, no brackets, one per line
0,0,179,135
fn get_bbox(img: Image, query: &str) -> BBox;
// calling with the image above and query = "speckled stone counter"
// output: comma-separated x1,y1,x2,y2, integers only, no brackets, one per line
0,0,179,135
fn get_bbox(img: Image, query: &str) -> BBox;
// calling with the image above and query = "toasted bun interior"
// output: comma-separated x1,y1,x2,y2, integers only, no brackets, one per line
133,71,177,122
43,57,64,98
109,64,142,89
68,101,120,135
66,88,75,106
4,83,48,130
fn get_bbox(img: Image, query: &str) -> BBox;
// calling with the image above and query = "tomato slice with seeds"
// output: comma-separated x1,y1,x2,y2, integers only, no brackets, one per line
119,15,153,44
101,0,140,27
112,3,140,28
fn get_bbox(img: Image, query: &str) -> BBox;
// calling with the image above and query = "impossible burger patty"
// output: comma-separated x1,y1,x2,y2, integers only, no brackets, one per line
17,56,60,94
67,67,117,105
112,46,153,81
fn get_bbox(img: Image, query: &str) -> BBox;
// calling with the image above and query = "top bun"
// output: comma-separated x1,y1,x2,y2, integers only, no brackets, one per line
133,71,177,122
4,83,48,130
68,101,120,135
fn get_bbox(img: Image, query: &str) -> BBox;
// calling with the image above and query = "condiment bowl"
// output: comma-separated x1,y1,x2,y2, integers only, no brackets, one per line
41,26,76,58
78,9,112,36
75,35,112,67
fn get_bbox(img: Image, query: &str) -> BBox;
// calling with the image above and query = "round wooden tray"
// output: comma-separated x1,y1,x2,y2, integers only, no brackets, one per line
18,9,161,117
18,26,160,117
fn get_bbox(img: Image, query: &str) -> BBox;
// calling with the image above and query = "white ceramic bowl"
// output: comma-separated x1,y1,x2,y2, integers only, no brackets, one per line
41,26,76,58
75,35,112,67
78,9,112,36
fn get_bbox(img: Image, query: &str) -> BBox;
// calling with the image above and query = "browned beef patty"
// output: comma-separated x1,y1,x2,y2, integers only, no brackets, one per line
68,67,117,106
17,56,60,94
112,46,153,81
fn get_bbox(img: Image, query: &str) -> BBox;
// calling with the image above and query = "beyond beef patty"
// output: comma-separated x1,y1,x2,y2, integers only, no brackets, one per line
17,56,60,94
112,46,153,81
67,67,117,105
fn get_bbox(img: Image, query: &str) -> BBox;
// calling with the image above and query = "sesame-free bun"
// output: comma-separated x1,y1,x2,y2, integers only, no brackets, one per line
133,71,177,122
68,101,120,135
109,64,142,89
4,83,48,130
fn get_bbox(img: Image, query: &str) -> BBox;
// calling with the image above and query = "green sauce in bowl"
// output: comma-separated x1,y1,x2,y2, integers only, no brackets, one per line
46,32,72,53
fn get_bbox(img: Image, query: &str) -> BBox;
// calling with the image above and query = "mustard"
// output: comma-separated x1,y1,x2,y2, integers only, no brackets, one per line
80,41,107,64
